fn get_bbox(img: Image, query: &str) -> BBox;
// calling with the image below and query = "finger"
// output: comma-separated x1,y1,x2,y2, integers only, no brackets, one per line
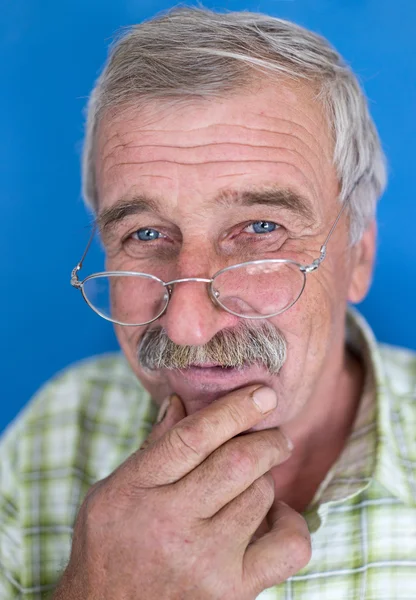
180,429,292,518
209,471,276,548
140,394,187,450
242,501,312,596
137,385,278,486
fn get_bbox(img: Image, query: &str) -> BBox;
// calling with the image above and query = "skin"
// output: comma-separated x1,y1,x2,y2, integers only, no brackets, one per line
53,78,377,599
53,388,312,599
95,78,375,514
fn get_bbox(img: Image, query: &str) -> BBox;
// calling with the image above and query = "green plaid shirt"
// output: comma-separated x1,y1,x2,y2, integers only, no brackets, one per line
1,309,415,599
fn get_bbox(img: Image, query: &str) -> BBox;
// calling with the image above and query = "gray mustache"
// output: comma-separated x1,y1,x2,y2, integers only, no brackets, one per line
138,321,287,374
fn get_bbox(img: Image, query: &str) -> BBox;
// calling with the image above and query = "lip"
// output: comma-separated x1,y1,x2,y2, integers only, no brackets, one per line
163,362,274,397
158,361,281,418
176,364,250,382
188,363,231,368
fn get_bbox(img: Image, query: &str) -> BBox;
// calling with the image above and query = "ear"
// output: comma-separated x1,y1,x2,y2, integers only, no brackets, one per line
347,220,377,304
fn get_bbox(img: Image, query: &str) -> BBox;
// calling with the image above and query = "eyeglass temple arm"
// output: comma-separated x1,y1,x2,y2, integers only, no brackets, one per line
308,172,369,273
303,198,349,273
70,224,97,289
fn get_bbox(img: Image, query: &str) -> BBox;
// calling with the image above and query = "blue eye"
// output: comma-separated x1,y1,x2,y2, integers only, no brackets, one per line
134,228,162,241
246,221,279,234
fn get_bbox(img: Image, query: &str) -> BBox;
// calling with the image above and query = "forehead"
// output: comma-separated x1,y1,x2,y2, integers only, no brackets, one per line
95,79,338,220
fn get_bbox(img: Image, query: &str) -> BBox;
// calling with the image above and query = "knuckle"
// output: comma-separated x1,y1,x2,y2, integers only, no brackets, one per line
139,437,151,451
282,528,312,568
83,472,139,522
83,479,103,502
226,445,256,477
81,476,113,515
82,484,108,523
167,421,205,461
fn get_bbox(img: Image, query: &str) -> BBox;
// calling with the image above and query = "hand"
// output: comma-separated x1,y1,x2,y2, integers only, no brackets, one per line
53,386,311,600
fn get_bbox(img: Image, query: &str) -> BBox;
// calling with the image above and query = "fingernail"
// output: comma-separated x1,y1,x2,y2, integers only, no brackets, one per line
252,387,277,414
156,396,171,423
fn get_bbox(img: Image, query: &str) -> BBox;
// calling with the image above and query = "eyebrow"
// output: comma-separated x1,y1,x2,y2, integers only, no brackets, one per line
96,197,157,238
214,187,315,223
96,186,315,238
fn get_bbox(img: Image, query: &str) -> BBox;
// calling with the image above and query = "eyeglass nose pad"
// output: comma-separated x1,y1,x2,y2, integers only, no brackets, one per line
209,282,221,307
155,285,172,321
163,285,173,302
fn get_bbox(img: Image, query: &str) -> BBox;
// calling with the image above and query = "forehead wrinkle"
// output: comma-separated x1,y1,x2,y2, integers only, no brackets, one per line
100,107,331,154
101,160,316,192
107,136,321,167
98,124,138,170
96,92,336,227
104,140,320,185
100,122,330,201
246,82,333,147
105,120,326,160
239,117,333,165
98,78,333,159
98,100,195,156
253,97,327,137
103,152,322,203
100,131,145,172
100,129,125,158
101,159,321,215
102,105,326,175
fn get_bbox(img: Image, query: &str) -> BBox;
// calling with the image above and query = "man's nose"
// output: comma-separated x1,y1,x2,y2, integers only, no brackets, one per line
159,279,239,347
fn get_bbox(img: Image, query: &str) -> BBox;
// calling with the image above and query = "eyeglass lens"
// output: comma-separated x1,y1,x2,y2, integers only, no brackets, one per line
81,261,305,325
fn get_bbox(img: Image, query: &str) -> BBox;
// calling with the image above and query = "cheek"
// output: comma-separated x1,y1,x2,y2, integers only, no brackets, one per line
263,273,340,421
275,268,336,330
114,323,141,361
114,324,171,401
110,277,168,325
272,267,344,371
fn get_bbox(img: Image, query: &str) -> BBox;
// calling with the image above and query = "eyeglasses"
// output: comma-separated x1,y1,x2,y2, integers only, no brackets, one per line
71,199,348,326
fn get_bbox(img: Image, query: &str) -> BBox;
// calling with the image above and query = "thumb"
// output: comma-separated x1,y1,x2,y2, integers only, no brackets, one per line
140,394,186,449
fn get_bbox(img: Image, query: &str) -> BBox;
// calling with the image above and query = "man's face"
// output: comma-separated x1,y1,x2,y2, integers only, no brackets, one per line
95,79,374,429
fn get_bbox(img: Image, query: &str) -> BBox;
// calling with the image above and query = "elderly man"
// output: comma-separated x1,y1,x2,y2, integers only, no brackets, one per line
1,6,415,600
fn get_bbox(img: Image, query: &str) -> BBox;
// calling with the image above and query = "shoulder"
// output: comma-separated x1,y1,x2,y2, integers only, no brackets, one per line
0,352,157,477
0,354,157,594
30,351,141,407
5,352,145,429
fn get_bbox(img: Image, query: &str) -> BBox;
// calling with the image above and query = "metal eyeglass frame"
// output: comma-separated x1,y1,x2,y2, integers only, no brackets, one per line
70,198,349,326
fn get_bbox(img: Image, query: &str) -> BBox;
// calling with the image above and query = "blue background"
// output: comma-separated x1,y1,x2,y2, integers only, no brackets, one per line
1,0,415,432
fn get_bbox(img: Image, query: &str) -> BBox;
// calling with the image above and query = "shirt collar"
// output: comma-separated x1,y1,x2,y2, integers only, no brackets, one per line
310,307,415,516
355,308,416,508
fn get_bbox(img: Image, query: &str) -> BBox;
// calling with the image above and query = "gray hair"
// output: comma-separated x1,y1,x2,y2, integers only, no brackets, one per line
82,6,387,244
138,320,287,374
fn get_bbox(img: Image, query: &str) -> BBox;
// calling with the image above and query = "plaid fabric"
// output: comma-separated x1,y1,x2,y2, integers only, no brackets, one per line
0,309,415,600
